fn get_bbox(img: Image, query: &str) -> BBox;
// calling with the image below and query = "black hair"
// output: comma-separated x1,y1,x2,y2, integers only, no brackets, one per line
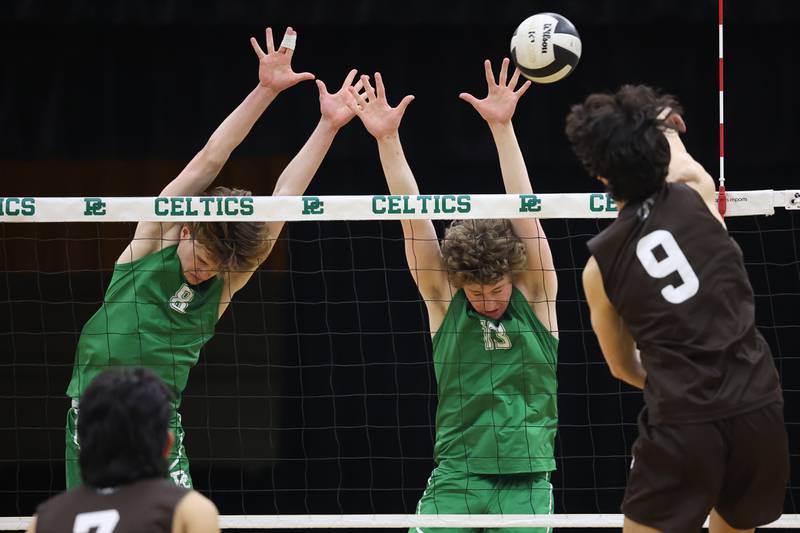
78,368,174,488
565,84,683,204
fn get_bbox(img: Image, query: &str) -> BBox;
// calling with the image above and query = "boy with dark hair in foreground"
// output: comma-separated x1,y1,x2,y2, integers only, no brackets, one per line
32,368,219,533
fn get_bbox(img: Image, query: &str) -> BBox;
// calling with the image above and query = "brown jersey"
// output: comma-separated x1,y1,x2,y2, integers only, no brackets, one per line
34,478,188,533
587,183,782,424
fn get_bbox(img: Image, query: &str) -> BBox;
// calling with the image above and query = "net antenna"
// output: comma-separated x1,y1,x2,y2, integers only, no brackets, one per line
718,0,727,216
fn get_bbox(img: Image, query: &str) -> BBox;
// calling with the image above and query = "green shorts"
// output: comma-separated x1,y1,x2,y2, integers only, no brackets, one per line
65,401,193,489
411,463,554,533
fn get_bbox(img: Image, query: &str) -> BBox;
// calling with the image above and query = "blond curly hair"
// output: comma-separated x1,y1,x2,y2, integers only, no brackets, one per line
186,186,271,274
441,219,526,287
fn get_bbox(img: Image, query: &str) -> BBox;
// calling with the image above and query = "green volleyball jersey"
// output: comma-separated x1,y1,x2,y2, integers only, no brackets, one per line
432,287,558,474
66,245,223,405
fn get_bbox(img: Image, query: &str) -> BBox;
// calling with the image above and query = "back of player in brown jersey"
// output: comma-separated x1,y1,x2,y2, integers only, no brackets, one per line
28,369,218,533
567,85,788,533
587,182,780,425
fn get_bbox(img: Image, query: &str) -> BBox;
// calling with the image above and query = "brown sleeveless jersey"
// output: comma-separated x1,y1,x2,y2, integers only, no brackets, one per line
34,478,189,533
587,183,782,424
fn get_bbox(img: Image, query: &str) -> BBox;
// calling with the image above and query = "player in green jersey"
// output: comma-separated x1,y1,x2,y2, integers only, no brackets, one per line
66,26,367,489
349,59,558,532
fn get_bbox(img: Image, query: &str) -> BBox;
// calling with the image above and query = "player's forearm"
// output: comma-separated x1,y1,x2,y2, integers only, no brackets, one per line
589,293,646,389
376,135,435,240
664,140,718,209
203,85,278,166
488,121,534,195
161,85,278,198
608,352,647,390
664,130,707,185
271,118,338,197
376,134,421,196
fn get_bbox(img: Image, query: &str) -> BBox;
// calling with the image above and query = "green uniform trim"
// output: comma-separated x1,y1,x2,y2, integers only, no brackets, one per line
431,288,558,474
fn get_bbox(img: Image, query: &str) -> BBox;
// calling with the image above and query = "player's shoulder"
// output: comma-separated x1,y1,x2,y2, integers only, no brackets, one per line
175,489,217,512
582,255,601,278
172,490,219,533
660,182,726,228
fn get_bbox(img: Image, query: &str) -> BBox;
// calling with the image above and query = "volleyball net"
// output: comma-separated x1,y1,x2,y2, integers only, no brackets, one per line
1,191,798,530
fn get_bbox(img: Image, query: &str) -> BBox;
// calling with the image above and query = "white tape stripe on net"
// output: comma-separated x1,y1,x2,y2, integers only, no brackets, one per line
4,514,800,529
1,190,795,223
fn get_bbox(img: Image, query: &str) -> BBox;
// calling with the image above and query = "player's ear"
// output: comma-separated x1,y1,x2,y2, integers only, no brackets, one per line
164,430,175,458
180,224,192,240
596,176,609,187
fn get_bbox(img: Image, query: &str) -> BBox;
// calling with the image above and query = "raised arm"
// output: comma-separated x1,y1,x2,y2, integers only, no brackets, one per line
660,111,725,227
460,59,558,331
349,73,450,324
226,69,363,295
121,26,314,264
161,26,314,199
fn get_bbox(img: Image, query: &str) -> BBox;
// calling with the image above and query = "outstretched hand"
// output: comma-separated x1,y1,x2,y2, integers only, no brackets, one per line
459,58,531,126
250,26,315,93
347,73,415,140
317,69,365,130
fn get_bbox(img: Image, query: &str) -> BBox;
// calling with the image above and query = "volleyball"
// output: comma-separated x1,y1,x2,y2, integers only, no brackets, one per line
510,13,582,83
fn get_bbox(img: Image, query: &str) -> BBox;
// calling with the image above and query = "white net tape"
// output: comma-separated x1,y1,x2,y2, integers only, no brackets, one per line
3,514,800,530
1,190,797,223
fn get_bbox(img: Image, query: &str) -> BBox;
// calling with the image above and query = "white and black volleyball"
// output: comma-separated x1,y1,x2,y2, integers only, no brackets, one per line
510,13,582,83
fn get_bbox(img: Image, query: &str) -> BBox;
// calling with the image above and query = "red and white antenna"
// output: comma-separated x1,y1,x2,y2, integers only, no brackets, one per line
718,0,727,216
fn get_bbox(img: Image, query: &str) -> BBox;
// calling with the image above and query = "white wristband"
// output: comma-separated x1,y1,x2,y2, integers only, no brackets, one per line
279,33,297,51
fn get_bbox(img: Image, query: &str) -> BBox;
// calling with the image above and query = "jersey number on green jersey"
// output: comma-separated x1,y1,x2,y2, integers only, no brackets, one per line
169,283,195,314
480,320,512,350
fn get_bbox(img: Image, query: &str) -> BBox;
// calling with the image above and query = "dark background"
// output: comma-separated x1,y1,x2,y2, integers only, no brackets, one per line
1,0,799,529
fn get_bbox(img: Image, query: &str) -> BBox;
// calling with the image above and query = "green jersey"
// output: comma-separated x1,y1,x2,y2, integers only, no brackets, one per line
67,245,223,406
432,287,558,474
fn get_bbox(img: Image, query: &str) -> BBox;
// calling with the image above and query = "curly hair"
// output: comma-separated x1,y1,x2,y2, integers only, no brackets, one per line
441,219,527,287
187,186,271,273
565,84,683,204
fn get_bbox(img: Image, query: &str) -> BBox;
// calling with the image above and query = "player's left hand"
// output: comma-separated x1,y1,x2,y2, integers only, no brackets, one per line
459,58,531,126
250,26,315,93
317,69,365,130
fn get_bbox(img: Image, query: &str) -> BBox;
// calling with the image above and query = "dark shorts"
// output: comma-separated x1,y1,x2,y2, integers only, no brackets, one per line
622,401,788,533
